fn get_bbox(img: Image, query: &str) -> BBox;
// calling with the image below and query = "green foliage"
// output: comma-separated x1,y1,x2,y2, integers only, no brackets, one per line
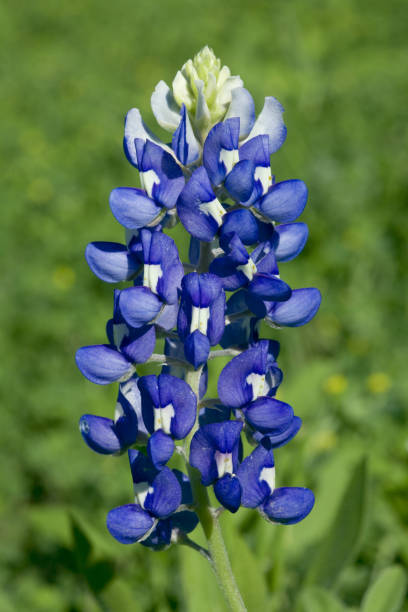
361,566,407,612
1,0,407,610
306,457,368,588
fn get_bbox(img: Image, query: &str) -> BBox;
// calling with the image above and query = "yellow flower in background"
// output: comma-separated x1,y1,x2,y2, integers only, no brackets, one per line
323,374,348,395
366,372,391,394
52,265,76,291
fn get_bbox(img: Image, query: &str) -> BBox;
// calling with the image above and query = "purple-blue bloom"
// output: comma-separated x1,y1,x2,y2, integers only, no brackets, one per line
76,49,321,568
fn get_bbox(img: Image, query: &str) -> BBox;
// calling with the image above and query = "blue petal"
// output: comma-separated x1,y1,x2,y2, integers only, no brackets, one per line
224,159,258,204
237,441,275,508
141,519,172,550
199,420,243,455
207,291,226,346
151,80,180,131
171,104,200,165
120,325,156,364
249,274,292,302
262,487,315,524
136,140,185,209
243,397,293,434
107,504,155,544
170,510,199,534
224,87,255,138
140,230,183,304
267,288,321,327
123,108,167,168
147,430,175,470
199,364,208,400
239,134,270,167
85,242,141,283
155,303,179,331
109,187,162,229
218,342,270,408
128,449,157,484
220,209,260,246
173,469,194,505
144,467,182,518
119,286,162,328
257,180,308,223
75,345,134,385
214,474,242,513
253,416,302,448
245,96,287,154
181,272,223,308
199,404,231,427
272,223,309,262
184,330,210,369
189,428,218,486
79,415,122,455
138,374,197,440
118,375,149,444
220,317,259,350
177,167,225,242
203,118,240,185
188,237,201,266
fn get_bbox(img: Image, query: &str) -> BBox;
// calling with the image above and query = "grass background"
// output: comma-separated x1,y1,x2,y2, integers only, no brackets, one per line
1,0,407,609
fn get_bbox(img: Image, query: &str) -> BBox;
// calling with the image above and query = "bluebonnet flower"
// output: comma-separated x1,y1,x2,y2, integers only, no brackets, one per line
177,272,225,368
107,450,197,545
76,48,321,572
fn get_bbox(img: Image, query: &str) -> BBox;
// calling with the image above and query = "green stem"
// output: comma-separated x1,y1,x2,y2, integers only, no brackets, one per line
184,368,247,612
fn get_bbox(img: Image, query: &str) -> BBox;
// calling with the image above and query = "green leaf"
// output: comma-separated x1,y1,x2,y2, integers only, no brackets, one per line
361,565,407,612
179,538,225,612
306,456,368,588
221,512,269,610
297,586,345,612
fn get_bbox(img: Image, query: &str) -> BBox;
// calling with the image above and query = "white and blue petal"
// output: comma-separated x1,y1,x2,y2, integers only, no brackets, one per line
203,118,240,185
244,96,287,154
123,107,172,168
177,167,226,242
75,345,134,385
171,104,201,165
107,504,155,544
138,374,197,440
224,87,255,139
151,80,181,131
136,140,185,209
140,230,183,304
261,487,315,524
237,440,275,508
109,187,162,230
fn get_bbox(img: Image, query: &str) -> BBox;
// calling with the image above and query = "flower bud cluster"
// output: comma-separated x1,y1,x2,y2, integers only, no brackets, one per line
76,48,321,548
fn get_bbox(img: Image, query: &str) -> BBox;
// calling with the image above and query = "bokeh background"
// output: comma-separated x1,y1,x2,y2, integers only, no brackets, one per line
1,0,407,610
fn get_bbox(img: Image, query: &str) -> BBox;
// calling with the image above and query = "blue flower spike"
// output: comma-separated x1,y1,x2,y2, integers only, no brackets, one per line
76,49,321,598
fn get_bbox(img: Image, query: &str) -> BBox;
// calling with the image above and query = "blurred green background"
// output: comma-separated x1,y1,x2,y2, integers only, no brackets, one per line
1,0,407,610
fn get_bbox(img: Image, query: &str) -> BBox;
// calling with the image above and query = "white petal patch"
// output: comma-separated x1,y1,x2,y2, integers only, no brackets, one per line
199,198,226,226
237,258,257,281
246,372,266,400
154,403,175,435
219,147,239,176
143,263,163,294
254,165,272,195
190,306,210,335
134,481,154,508
215,451,233,478
140,169,160,199
259,466,275,494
